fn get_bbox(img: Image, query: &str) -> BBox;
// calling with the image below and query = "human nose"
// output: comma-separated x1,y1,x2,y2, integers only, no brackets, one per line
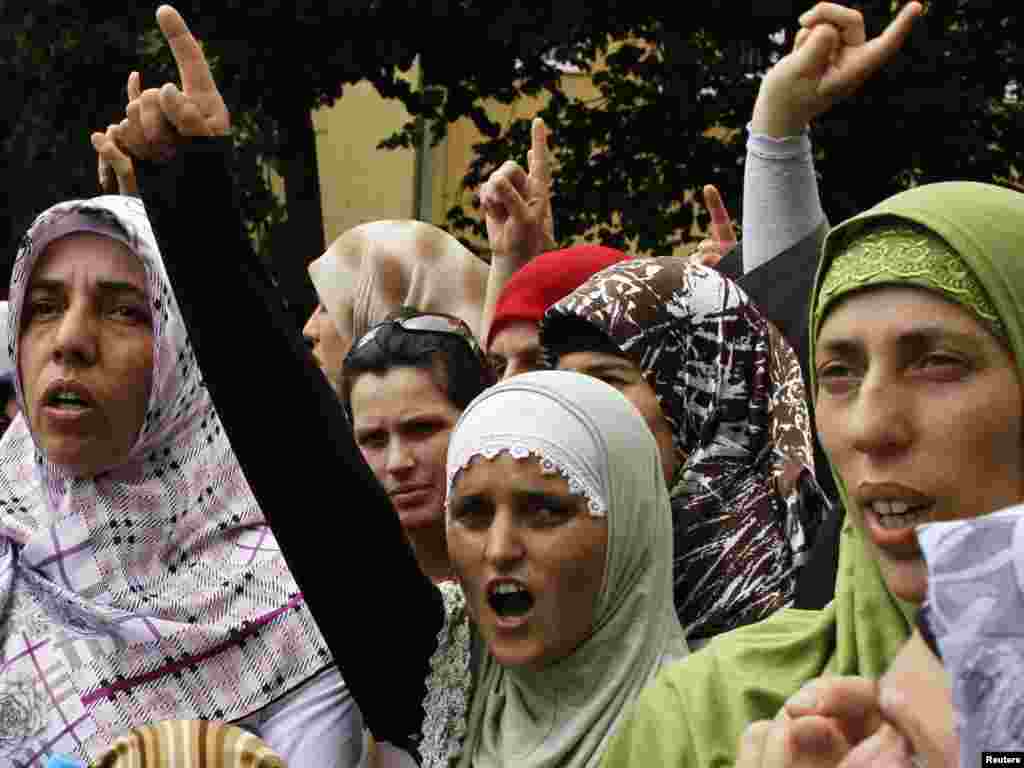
846,371,913,458
385,437,415,475
302,309,319,347
52,300,98,366
483,507,525,567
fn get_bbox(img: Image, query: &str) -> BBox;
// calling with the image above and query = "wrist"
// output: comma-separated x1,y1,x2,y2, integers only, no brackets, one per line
751,80,812,138
490,244,540,269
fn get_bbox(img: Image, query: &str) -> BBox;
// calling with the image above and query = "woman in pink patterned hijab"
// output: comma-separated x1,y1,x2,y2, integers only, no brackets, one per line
0,195,354,767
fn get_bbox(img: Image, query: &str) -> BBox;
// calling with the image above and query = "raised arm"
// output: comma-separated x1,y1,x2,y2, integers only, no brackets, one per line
93,124,139,196
109,6,442,748
479,116,556,348
690,184,742,279
743,1,922,272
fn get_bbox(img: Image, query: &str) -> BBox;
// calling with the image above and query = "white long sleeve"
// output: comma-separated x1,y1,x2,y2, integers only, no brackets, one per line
742,125,826,273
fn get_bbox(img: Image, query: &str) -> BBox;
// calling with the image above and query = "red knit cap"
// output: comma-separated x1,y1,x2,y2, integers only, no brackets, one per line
487,245,631,349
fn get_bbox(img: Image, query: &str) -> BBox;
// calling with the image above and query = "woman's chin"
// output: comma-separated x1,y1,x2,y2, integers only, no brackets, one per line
879,556,929,605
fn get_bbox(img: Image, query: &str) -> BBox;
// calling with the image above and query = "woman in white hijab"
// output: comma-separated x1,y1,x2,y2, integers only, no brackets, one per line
111,10,683,764
419,369,688,766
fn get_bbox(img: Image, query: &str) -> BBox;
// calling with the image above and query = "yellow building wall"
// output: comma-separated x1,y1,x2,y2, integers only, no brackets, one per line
311,63,717,258
312,79,418,246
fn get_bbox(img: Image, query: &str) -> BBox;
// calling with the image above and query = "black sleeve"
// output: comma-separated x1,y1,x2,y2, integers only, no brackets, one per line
715,243,743,282
135,138,443,749
737,221,842,610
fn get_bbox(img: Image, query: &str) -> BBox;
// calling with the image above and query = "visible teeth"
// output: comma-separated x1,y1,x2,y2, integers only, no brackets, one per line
871,500,914,518
493,583,525,595
872,501,930,530
52,392,87,407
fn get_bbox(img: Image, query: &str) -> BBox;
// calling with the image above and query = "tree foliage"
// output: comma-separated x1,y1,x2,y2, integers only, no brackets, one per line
398,0,1024,254
4,1,1021,314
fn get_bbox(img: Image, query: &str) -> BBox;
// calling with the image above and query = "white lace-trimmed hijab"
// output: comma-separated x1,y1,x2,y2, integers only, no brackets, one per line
443,370,688,768
0,196,329,764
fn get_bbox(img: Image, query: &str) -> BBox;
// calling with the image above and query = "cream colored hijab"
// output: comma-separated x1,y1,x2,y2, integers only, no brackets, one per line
307,220,488,344
445,370,689,768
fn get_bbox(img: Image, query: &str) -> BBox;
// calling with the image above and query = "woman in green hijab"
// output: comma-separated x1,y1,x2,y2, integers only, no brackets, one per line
599,179,1024,768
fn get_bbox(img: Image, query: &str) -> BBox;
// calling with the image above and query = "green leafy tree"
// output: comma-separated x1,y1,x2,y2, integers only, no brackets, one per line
411,0,1023,254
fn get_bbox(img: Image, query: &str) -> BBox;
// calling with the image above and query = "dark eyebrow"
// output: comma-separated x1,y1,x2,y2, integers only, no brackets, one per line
578,361,635,378
817,326,985,359
28,278,147,300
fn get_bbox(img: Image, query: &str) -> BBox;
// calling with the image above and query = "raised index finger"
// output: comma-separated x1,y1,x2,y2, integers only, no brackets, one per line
528,117,552,185
704,185,737,246
866,2,922,63
156,5,216,94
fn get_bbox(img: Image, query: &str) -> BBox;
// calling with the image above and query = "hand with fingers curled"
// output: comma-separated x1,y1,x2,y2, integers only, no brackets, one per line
689,184,738,268
479,116,556,266
114,5,230,165
751,1,923,138
737,716,863,768
739,661,955,768
92,124,139,196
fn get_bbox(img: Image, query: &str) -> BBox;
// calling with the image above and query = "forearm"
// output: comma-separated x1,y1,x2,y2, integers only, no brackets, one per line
135,138,442,746
481,254,527,350
741,125,826,273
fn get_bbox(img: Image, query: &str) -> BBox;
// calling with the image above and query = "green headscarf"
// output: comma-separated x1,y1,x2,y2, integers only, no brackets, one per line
599,181,1024,768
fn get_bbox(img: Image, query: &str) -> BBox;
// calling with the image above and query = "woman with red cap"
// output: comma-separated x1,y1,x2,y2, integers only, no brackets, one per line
476,119,634,383
485,245,631,380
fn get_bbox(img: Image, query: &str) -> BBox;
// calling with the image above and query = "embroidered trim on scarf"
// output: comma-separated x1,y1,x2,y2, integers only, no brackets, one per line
446,444,607,517
816,223,1005,339
419,581,473,768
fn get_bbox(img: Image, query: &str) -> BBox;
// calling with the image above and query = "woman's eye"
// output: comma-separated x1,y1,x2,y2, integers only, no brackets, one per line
816,362,859,395
27,299,60,319
918,354,970,380
451,502,491,529
355,433,386,450
111,305,150,323
530,501,573,527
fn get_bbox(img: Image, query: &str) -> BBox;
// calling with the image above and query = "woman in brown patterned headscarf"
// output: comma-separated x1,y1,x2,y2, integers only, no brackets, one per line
541,257,828,643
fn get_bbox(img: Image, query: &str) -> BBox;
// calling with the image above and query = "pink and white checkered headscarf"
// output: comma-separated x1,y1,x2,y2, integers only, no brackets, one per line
0,196,330,766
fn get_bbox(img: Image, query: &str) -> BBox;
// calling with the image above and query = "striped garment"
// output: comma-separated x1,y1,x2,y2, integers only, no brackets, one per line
92,721,285,767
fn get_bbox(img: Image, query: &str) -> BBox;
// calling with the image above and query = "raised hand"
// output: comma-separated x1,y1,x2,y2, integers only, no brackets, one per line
690,184,738,268
92,124,139,196
479,117,556,265
751,1,923,137
114,5,230,163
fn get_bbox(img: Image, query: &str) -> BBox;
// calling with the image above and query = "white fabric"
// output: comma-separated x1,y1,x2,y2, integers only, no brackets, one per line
0,302,11,381
236,666,363,768
741,125,827,272
917,508,1024,760
443,370,689,768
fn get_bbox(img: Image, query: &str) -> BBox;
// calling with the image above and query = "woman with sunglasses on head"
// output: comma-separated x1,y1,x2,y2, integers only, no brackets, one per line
110,8,690,766
342,309,493,584
303,221,488,392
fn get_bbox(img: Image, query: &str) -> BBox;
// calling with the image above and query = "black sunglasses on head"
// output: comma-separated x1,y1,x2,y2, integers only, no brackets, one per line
345,311,488,371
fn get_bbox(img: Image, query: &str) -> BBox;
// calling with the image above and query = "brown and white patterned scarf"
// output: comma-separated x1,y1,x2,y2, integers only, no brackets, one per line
542,258,828,641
